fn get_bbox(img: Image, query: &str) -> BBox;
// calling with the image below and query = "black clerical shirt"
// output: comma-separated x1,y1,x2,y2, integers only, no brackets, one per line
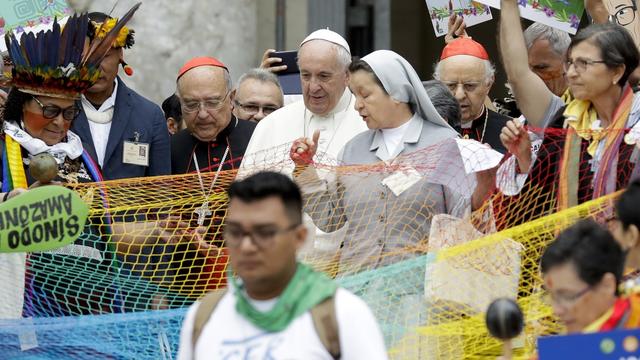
453,107,510,154
171,117,256,175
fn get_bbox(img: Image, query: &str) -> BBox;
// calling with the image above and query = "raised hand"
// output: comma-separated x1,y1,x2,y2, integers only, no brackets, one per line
290,129,320,166
584,0,610,24
259,49,288,73
444,14,469,44
499,120,532,173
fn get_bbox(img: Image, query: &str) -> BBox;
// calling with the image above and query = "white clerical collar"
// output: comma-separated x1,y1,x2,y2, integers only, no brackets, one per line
308,88,353,119
381,117,413,138
461,106,486,129
81,78,119,113
3,121,83,164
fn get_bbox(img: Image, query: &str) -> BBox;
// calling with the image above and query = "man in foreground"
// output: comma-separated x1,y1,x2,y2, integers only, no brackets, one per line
177,171,387,359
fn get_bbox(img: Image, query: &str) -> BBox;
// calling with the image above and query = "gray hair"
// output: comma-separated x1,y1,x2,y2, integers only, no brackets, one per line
223,69,232,92
298,40,352,71
422,80,462,128
523,23,571,57
432,58,495,84
334,43,352,70
236,68,284,104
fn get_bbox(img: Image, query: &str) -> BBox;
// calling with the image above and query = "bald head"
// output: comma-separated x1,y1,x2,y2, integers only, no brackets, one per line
177,66,231,96
177,65,233,142
298,40,351,116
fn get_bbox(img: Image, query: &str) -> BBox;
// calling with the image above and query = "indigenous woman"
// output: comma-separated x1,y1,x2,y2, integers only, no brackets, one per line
0,11,146,317
498,0,640,219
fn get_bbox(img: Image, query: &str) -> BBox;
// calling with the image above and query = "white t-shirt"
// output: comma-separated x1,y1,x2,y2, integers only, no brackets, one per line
177,288,388,360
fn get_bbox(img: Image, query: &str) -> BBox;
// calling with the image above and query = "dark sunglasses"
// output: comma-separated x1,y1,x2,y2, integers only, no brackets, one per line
32,96,81,121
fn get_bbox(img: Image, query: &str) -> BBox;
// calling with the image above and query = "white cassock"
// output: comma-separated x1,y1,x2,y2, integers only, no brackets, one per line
239,88,368,269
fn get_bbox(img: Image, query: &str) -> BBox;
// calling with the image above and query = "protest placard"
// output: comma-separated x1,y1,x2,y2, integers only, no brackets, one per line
477,0,584,34
0,186,89,253
425,0,493,37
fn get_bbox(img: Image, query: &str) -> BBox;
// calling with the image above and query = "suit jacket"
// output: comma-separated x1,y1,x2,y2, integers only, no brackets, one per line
72,78,171,180
300,114,469,275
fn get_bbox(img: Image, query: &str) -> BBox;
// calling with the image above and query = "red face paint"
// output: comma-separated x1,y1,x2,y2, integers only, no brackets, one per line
22,109,70,145
23,109,53,132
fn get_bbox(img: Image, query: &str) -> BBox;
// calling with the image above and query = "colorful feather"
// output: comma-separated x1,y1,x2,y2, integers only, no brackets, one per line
4,3,140,99
57,16,70,66
82,2,141,67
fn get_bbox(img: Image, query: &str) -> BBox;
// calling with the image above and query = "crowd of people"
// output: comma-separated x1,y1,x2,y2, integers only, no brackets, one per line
1,0,640,358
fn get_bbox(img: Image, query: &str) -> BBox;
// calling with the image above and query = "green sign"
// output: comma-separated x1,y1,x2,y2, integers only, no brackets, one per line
0,186,88,253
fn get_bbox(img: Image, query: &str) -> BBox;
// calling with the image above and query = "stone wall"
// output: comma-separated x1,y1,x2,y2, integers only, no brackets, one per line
92,0,258,104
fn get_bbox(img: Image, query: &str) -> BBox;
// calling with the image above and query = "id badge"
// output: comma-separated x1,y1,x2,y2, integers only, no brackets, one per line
123,141,150,166
381,167,422,197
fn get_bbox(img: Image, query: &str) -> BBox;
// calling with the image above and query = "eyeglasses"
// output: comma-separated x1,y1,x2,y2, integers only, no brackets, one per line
614,5,637,26
442,81,483,93
564,58,607,73
181,92,230,114
223,223,300,249
234,100,279,116
542,285,592,308
32,96,81,121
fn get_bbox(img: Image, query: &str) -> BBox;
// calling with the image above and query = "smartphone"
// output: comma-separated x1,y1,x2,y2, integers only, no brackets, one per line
269,50,299,74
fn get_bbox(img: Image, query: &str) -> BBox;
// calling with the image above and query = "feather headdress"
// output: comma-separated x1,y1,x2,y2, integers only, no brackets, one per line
3,3,141,99
89,17,135,49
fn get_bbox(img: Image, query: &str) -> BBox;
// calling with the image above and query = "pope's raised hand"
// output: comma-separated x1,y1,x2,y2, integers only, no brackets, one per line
290,129,321,166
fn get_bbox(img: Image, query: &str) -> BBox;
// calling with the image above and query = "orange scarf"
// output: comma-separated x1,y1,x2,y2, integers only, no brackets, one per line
557,86,633,210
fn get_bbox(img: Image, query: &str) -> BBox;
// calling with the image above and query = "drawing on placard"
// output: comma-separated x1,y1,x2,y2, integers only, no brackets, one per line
603,0,640,48
478,0,584,34
425,0,493,37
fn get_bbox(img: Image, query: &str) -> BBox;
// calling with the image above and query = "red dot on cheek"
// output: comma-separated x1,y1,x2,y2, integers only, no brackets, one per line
23,111,52,132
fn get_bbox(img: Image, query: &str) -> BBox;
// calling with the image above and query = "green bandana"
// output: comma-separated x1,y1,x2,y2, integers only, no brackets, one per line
231,262,337,332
